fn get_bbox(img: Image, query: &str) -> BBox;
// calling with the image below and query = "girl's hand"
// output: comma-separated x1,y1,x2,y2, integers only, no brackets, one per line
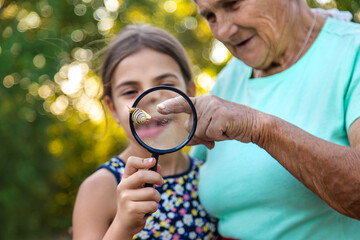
112,157,163,238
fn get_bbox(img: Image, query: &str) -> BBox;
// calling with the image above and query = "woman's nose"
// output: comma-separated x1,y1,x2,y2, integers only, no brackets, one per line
213,15,237,43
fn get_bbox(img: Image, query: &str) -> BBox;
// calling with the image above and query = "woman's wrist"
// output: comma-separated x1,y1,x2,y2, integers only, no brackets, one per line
248,110,276,148
229,104,273,145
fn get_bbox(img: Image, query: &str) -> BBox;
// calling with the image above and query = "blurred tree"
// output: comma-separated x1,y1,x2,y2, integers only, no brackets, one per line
0,0,358,239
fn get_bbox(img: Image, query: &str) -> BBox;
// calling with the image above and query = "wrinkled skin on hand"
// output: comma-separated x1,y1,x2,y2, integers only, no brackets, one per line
157,94,262,149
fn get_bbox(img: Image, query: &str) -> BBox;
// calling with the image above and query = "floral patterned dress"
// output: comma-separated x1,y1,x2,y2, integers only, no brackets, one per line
97,156,218,240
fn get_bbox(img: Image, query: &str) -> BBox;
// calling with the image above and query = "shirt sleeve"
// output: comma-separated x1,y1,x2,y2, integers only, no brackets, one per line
345,47,360,132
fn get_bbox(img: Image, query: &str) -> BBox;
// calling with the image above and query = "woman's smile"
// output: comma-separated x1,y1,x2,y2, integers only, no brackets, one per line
235,35,255,48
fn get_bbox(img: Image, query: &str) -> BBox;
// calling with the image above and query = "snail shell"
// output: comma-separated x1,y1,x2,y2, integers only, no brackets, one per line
129,107,151,124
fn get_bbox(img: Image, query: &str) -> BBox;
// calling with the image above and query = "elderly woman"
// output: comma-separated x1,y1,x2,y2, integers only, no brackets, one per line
158,0,360,239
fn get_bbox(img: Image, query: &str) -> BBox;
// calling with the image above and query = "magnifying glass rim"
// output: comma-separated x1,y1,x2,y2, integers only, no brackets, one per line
129,85,197,155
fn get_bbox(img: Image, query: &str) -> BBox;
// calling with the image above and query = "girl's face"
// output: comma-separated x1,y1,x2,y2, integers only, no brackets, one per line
105,48,195,147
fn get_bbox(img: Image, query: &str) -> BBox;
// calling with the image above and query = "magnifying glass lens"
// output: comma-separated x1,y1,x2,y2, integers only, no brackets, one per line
132,89,193,150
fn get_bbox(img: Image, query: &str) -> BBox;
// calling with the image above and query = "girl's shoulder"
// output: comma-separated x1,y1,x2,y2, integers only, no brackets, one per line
73,162,118,237
96,156,125,184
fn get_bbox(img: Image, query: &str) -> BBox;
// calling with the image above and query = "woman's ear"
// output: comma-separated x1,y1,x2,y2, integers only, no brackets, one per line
104,96,120,123
186,80,196,97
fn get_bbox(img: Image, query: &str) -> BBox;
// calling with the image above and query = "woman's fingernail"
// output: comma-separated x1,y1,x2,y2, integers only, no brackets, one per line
157,103,165,110
146,158,154,164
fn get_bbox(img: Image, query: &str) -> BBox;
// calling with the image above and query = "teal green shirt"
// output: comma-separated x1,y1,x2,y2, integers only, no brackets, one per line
191,17,360,239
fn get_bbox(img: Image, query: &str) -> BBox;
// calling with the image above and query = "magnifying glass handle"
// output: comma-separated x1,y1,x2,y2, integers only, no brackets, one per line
144,153,159,188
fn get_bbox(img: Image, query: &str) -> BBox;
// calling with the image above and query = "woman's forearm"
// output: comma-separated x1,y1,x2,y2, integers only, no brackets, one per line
253,112,360,219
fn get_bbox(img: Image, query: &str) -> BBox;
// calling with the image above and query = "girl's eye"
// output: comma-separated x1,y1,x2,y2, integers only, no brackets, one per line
160,82,176,87
122,90,138,96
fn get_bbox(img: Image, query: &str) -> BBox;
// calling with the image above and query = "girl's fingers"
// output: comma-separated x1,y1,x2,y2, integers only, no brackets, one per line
118,188,161,203
120,169,164,189
126,201,159,216
156,163,162,175
123,156,157,178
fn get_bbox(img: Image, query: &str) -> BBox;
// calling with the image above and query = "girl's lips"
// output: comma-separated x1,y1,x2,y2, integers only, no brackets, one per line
136,124,166,139
135,117,172,139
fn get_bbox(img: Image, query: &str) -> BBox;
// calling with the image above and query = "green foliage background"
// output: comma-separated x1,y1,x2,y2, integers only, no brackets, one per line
0,0,359,239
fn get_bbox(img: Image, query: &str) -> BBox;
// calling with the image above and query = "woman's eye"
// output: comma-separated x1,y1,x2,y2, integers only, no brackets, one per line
206,12,216,23
224,0,239,10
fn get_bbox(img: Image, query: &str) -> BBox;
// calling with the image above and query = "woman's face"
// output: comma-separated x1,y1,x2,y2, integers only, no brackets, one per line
106,48,194,148
197,0,290,69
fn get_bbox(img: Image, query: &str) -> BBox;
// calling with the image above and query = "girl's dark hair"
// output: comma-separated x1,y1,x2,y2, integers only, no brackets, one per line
101,24,193,100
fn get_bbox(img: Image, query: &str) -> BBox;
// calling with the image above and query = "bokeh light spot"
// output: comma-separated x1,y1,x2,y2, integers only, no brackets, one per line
316,0,332,4
33,54,46,69
2,26,13,38
71,29,85,42
50,95,69,115
74,4,87,16
98,18,114,32
10,43,21,55
40,4,53,17
104,0,120,12
210,40,231,65
94,7,108,21
84,77,100,98
72,48,93,62
60,62,88,95
164,1,177,13
49,139,64,155
184,16,198,30
38,85,54,99
3,75,15,88
355,10,360,22
17,11,41,32
1,2,19,19
29,83,40,96
196,72,214,92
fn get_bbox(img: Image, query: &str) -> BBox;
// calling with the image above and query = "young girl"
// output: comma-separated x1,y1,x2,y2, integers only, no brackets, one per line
72,24,219,239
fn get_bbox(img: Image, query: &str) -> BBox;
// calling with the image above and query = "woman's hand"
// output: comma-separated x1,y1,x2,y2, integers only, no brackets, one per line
157,94,261,149
105,157,163,239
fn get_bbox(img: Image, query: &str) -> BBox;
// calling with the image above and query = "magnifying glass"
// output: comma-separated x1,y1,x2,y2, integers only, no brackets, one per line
129,86,197,187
